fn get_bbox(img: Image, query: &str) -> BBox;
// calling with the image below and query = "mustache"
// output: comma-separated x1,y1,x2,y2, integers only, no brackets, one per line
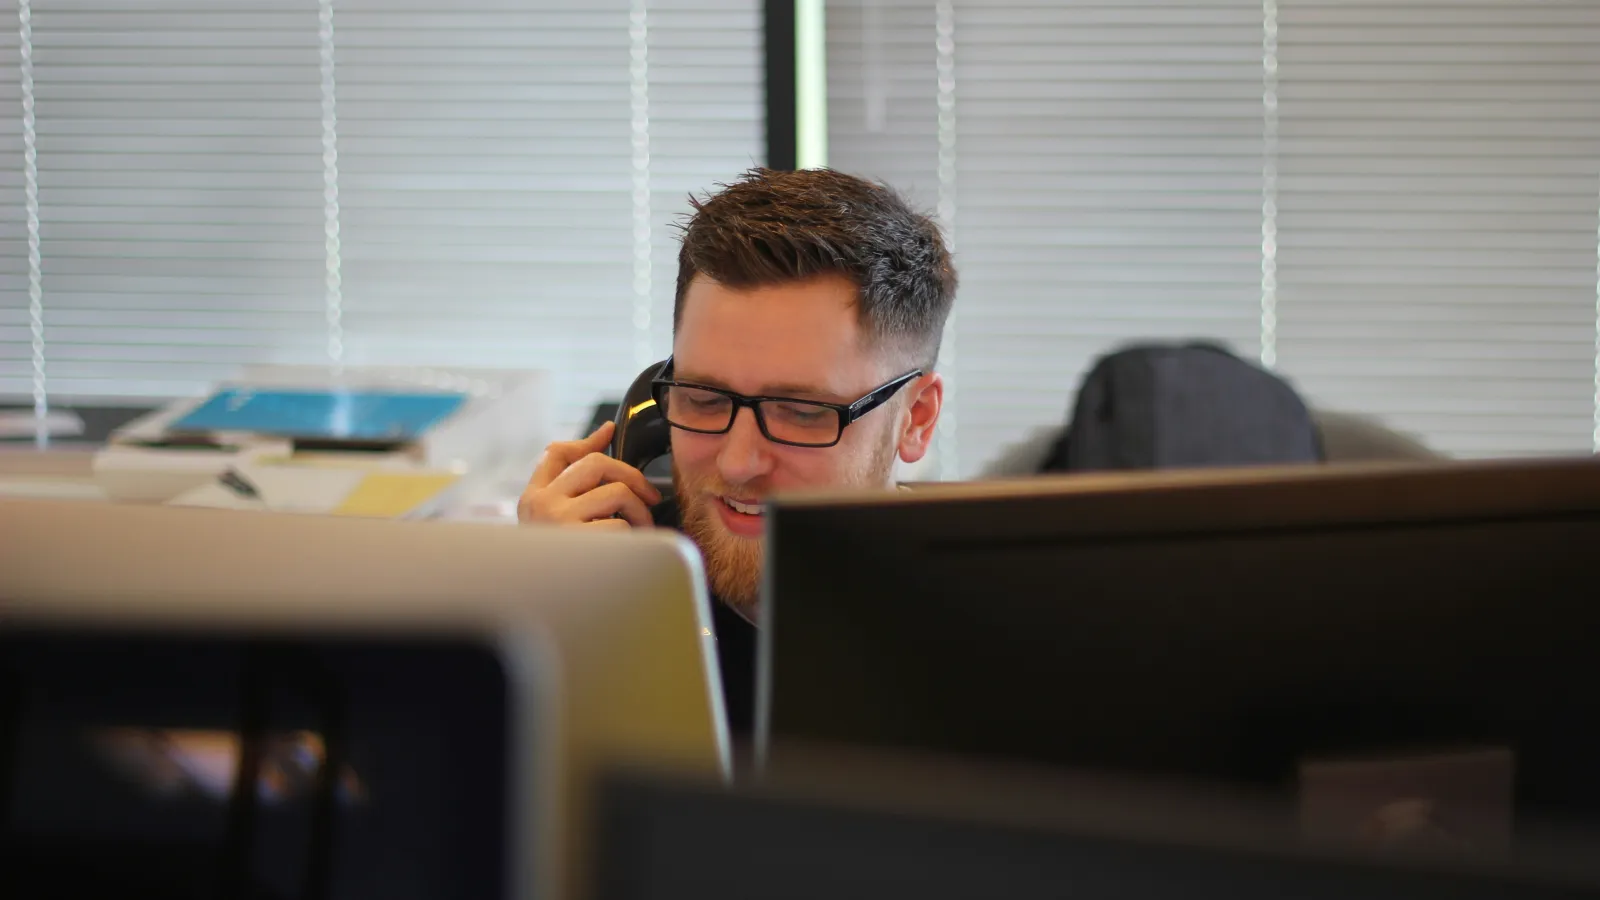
677,473,770,501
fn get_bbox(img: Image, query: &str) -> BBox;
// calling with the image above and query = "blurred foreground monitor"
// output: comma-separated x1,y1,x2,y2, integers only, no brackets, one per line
595,746,1600,900
0,633,510,900
0,496,728,900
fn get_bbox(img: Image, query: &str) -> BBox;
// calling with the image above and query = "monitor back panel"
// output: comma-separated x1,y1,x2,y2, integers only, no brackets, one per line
762,460,1600,832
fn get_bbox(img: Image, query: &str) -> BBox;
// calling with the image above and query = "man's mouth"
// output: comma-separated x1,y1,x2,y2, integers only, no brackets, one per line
721,496,763,516
708,492,767,538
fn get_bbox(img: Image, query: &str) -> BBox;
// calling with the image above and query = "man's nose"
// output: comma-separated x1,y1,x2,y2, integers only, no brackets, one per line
717,407,775,483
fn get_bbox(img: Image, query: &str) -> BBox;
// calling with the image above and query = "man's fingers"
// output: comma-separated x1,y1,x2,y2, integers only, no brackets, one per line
519,423,665,529
579,418,618,451
563,481,655,529
529,421,616,489
577,517,632,533
546,451,662,507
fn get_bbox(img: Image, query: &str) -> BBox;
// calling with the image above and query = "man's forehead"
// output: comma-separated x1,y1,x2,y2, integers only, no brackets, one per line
670,336,860,394
673,275,887,394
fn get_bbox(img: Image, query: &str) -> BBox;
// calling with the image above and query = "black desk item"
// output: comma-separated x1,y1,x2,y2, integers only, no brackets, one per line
593,761,1600,900
760,457,1600,857
0,632,511,900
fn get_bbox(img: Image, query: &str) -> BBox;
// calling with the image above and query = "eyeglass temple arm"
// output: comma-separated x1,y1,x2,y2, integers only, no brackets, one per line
846,370,924,422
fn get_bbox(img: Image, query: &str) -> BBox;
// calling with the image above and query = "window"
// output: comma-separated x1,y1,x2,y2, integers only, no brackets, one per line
1273,1,1600,458
828,0,1600,473
1,0,763,439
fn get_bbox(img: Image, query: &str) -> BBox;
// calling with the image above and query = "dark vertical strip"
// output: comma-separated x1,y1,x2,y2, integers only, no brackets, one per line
0,663,22,834
764,0,798,170
302,668,345,900
220,653,268,898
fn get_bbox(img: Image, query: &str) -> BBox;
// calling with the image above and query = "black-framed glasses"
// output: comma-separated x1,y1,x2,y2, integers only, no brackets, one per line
650,357,923,448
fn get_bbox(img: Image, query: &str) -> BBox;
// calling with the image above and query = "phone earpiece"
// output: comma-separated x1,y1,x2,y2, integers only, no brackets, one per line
612,359,673,472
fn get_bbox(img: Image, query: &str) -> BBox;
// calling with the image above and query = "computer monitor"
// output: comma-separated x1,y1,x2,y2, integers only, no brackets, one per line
591,747,1600,900
0,496,728,900
758,457,1600,859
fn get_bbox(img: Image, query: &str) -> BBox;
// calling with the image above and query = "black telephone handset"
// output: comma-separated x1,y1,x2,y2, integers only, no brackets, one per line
611,358,673,473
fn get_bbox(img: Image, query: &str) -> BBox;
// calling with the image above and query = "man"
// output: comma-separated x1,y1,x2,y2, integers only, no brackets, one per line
518,167,956,737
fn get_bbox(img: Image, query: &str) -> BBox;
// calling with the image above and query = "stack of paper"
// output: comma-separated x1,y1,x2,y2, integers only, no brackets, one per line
167,461,461,520
332,471,462,518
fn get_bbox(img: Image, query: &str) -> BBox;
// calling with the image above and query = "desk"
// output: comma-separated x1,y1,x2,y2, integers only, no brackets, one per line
0,446,106,501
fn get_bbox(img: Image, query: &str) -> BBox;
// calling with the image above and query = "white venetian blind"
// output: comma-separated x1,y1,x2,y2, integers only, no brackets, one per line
1273,0,1600,459
829,0,1600,474
0,0,27,399
338,0,761,436
825,0,939,214
830,0,1265,477
335,1,636,436
28,0,328,400
6,0,761,440
646,0,765,365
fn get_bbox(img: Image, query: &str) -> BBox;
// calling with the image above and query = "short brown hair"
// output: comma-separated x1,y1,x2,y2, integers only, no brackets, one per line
673,167,957,367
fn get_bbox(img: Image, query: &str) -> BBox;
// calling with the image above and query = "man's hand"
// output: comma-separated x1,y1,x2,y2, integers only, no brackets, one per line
517,420,664,531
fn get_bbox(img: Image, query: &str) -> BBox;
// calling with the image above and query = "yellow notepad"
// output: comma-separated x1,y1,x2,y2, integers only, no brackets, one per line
332,472,460,518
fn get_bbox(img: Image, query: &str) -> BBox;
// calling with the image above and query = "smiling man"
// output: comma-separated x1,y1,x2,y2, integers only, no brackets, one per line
518,168,957,737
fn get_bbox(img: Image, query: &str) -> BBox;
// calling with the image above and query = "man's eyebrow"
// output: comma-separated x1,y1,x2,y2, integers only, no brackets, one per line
674,371,839,399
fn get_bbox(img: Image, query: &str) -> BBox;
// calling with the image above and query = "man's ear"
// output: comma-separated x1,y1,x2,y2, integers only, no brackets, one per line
897,372,943,464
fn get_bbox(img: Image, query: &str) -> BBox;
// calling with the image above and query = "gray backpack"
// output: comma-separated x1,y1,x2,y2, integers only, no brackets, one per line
1042,342,1324,473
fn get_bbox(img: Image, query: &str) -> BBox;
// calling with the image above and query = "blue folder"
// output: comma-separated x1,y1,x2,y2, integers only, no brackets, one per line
170,388,467,442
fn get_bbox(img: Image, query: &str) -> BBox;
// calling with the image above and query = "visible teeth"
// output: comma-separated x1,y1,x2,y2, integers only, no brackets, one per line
723,497,763,516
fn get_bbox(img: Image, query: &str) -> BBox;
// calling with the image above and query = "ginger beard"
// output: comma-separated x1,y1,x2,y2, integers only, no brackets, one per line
673,419,900,621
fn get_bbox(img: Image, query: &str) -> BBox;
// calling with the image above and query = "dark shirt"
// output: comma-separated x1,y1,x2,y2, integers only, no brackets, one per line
650,495,758,741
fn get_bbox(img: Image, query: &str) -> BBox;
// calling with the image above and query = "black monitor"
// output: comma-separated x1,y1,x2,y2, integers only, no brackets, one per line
0,631,514,900
758,457,1600,857
591,753,1600,900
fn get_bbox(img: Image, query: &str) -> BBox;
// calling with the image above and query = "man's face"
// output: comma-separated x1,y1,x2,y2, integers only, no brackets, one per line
669,273,940,620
